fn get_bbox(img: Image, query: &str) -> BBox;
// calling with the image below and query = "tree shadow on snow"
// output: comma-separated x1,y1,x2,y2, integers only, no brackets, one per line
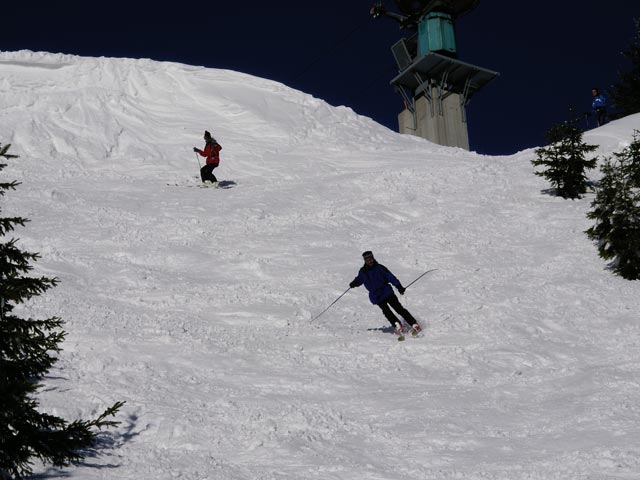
540,187,562,197
540,180,597,197
31,412,141,479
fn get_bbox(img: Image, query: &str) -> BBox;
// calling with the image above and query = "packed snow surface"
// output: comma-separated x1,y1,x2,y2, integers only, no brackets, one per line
1,50,640,479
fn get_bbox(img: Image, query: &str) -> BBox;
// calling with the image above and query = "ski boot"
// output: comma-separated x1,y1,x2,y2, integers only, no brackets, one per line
395,322,406,341
411,324,422,337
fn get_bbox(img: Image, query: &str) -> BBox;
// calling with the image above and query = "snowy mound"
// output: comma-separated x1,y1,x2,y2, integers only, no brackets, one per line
1,50,640,479
1,50,433,185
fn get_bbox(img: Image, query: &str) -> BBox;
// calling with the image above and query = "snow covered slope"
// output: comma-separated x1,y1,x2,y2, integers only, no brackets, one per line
1,50,640,480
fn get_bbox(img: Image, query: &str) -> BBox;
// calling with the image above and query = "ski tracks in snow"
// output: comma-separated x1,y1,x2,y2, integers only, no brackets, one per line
4,52,640,479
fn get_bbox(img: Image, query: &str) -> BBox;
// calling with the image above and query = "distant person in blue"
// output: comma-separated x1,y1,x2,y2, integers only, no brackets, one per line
591,88,607,127
349,251,421,337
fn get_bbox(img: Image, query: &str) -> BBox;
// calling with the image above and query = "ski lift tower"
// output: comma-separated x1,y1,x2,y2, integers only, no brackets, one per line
371,0,498,150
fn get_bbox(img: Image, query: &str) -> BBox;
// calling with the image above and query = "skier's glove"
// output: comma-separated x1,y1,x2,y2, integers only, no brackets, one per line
349,281,357,288
397,285,406,295
193,147,199,152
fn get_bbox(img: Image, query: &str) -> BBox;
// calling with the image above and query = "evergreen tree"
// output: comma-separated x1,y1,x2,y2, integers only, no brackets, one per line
531,120,598,199
586,132,640,280
0,143,124,479
609,18,640,118
620,130,640,186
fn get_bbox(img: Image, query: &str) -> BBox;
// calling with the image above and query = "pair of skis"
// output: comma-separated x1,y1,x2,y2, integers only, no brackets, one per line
166,181,234,189
395,323,422,342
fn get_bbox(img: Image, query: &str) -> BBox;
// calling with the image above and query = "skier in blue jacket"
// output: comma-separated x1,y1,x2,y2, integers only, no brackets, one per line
591,88,607,127
349,251,421,336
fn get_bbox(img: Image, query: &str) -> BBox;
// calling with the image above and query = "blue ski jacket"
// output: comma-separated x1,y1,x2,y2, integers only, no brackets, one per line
592,94,606,110
351,262,401,305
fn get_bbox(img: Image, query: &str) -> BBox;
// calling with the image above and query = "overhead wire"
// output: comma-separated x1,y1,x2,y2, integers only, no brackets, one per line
346,64,398,103
287,17,372,83
284,5,405,117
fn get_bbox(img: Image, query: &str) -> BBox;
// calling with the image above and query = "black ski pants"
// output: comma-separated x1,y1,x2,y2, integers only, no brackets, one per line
200,163,218,183
376,293,417,327
595,107,607,127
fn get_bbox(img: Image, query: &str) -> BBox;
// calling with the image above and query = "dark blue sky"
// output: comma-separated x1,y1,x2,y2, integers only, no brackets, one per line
4,1,639,154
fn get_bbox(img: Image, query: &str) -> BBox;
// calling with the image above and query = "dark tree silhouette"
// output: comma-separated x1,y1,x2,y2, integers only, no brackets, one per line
0,143,124,479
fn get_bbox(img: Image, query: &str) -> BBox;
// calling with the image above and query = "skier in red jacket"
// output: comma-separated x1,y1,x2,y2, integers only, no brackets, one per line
193,130,222,186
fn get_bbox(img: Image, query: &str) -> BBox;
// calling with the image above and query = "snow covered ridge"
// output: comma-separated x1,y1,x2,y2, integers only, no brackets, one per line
2,50,640,479
0,49,435,184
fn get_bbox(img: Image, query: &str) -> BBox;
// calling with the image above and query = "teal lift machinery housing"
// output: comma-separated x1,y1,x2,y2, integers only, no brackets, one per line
371,0,498,150
419,12,456,56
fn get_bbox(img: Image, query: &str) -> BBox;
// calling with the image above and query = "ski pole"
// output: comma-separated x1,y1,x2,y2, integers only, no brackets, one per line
311,287,351,322
194,151,202,169
405,268,438,290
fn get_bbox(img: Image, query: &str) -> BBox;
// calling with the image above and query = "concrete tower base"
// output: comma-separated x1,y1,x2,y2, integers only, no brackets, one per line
398,91,470,150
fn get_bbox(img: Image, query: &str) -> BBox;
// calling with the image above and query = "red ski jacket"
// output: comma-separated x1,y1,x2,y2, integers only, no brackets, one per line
196,141,222,166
